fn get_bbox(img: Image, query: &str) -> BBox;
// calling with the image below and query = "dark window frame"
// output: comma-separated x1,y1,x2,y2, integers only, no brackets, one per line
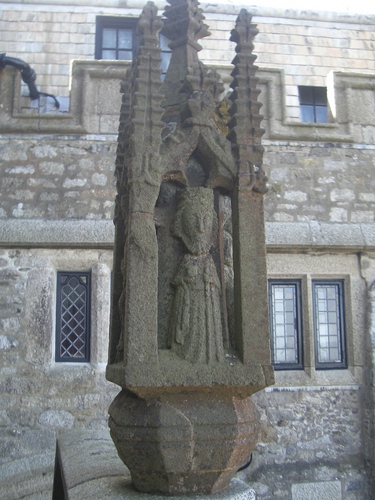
56,271,91,363
268,279,304,371
298,86,328,123
95,16,171,78
312,280,347,370
95,16,139,60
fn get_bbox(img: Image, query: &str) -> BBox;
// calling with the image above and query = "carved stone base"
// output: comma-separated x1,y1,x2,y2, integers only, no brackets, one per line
108,389,260,495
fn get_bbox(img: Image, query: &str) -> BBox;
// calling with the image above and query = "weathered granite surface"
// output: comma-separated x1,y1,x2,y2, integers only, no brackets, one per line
106,0,273,494
54,430,256,500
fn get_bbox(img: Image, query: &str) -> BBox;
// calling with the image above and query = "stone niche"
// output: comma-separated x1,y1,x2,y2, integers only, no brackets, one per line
106,0,274,495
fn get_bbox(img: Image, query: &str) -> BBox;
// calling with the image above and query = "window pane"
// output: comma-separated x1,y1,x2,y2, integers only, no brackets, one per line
118,50,133,60
315,106,327,123
102,28,117,48
102,50,117,60
300,105,314,123
299,86,313,104
269,282,302,369
56,272,90,362
313,282,346,368
314,87,327,105
161,51,171,75
118,29,133,49
160,34,170,50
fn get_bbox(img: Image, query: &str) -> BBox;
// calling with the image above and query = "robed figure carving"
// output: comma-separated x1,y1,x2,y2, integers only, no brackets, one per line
169,187,224,363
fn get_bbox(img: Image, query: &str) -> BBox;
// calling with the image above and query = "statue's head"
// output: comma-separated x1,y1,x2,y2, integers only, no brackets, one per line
172,187,217,256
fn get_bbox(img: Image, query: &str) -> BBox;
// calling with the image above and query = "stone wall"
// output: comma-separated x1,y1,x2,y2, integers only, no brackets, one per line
1,135,375,224
0,241,371,499
0,1,374,120
244,387,365,499
0,135,117,220
1,65,375,225
265,142,375,223
0,248,118,500
1,3,375,499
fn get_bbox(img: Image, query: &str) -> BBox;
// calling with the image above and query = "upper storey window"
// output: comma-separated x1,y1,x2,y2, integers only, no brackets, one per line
95,16,171,77
298,86,327,123
95,17,138,60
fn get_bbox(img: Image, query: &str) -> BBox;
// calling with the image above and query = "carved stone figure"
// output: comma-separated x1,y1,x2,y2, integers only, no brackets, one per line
170,187,224,362
107,1,274,495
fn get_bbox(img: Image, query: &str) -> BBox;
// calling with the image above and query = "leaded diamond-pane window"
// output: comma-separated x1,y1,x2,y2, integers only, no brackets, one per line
56,272,90,362
269,280,303,370
313,281,346,369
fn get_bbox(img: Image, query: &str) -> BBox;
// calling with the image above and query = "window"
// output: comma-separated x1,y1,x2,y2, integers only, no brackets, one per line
312,280,346,369
298,86,327,123
56,272,91,362
95,16,171,77
95,17,138,60
269,279,347,371
268,280,303,370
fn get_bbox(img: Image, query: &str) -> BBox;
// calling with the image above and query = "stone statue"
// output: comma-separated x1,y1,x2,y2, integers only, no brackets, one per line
170,187,224,362
106,2,274,495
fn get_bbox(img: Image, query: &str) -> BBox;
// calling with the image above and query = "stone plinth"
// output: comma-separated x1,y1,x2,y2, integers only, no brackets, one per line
53,430,256,500
109,390,260,495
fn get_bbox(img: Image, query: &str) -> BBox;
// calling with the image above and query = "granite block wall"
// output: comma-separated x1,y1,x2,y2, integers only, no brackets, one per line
0,2,375,499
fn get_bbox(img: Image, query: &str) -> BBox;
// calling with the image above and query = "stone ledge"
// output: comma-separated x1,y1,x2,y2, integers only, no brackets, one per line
0,219,114,248
266,221,375,251
0,219,374,251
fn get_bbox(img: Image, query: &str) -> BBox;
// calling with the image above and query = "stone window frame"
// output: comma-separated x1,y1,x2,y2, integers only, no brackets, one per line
268,274,353,376
47,255,112,371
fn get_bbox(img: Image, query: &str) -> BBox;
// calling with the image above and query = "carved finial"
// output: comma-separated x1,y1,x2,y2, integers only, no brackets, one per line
162,0,210,50
116,1,165,213
160,0,211,110
230,9,259,50
137,1,164,40
227,9,267,193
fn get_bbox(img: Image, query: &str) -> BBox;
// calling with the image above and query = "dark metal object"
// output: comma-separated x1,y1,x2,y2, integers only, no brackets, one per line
237,453,253,472
0,52,60,108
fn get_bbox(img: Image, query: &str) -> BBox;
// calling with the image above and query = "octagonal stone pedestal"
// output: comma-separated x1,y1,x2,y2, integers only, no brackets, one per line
108,389,260,496
53,429,256,499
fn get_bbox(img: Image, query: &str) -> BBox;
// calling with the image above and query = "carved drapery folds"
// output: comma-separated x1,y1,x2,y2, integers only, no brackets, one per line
107,0,273,397
107,1,274,495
